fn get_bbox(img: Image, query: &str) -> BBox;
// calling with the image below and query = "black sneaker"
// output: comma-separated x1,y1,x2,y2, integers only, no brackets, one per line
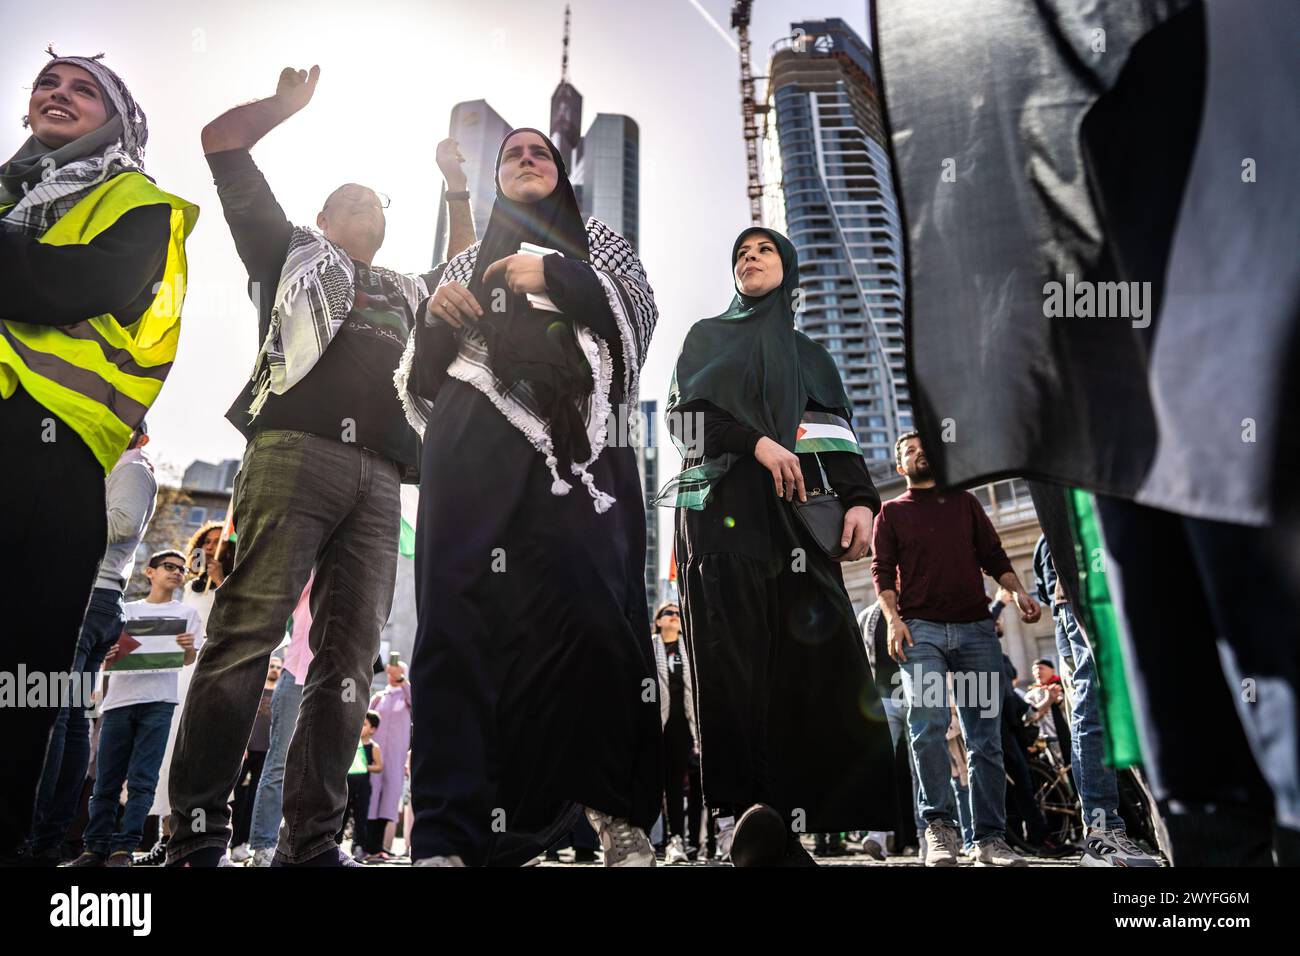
135,840,168,867
573,847,598,863
60,851,105,868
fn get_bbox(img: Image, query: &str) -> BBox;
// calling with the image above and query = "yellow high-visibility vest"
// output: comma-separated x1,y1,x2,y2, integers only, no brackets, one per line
1,171,198,473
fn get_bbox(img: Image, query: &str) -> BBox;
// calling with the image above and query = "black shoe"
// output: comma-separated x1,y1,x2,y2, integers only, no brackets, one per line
272,846,360,867
60,851,105,868
1028,837,1076,859
730,804,788,868
782,834,820,867
135,840,168,867
573,847,598,863
164,846,227,868
543,849,561,862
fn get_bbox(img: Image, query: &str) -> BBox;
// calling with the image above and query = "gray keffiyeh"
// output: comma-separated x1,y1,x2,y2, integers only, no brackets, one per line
0,52,148,237
249,226,428,418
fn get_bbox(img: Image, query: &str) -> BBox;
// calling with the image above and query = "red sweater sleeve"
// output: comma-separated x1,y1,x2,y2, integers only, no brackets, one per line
870,502,900,596
970,493,1014,581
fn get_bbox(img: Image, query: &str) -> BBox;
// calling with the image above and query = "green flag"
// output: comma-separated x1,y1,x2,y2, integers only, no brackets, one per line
1066,489,1143,769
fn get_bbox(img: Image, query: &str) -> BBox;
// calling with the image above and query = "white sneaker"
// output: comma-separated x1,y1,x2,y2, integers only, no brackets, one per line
1081,828,1162,867
250,847,275,867
664,834,689,865
860,835,886,861
975,836,1028,867
585,808,655,867
923,822,961,867
413,855,465,867
716,815,736,861
229,843,251,863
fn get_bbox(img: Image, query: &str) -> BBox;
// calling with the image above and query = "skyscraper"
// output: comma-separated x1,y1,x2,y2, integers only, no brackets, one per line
550,4,583,172
761,17,911,473
431,99,511,265
571,113,640,250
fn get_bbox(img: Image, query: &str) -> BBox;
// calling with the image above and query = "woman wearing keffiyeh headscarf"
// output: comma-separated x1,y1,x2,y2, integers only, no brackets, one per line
656,227,896,866
0,52,197,861
396,128,662,867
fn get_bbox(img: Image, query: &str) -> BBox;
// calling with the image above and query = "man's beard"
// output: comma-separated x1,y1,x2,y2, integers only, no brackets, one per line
908,461,933,482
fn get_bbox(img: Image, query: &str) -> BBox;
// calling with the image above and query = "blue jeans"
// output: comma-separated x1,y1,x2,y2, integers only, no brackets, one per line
1054,604,1123,832
83,701,176,855
953,777,975,849
30,587,124,852
882,692,925,831
899,618,1005,842
248,667,305,850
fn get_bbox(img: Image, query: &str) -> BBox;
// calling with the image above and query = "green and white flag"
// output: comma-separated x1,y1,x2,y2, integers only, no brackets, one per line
794,411,862,455
399,485,419,559
106,616,188,675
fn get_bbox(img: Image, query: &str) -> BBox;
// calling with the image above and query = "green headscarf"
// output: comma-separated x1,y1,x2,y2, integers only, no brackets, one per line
655,227,855,510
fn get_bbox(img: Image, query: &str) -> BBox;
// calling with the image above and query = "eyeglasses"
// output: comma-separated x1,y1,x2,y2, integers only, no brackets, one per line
157,562,186,574
657,609,680,619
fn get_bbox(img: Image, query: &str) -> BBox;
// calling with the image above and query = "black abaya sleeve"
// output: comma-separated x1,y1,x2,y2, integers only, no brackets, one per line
543,254,627,386
670,399,764,460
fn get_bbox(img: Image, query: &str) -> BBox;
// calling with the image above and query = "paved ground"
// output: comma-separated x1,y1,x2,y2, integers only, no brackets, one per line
334,837,1083,868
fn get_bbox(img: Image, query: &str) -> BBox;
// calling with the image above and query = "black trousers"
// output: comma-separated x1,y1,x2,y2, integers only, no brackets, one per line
0,386,107,854
337,773,372,849
662,719,699,842
229,749,267,848
1095,496,1297,865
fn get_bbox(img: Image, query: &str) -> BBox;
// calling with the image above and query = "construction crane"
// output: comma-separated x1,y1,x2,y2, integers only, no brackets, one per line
731,0,767,225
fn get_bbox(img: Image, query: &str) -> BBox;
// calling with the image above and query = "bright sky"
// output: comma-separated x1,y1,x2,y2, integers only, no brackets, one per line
6,0,869,578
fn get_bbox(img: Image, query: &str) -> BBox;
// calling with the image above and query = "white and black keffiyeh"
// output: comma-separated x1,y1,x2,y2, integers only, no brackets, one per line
396,218,658,512
250,226,428,418
0,54,148,237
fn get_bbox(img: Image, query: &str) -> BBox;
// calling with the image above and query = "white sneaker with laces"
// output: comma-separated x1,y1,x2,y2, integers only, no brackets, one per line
250,847,275,867
664,834,689,865
975,836,1028,867
716,815,736,861
229,843,251,863
1081,828,1162,867
585,808,655,867
413,855,466,867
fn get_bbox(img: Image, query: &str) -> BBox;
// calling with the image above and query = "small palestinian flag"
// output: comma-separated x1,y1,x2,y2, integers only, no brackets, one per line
106,616,189,675
399,485,419,559
794,411,862,456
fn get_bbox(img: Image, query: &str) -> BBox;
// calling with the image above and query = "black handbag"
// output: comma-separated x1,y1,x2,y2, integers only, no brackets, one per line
790,453,848,559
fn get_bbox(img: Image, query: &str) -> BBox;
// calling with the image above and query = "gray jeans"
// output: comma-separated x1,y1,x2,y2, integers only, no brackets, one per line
165,430,400,864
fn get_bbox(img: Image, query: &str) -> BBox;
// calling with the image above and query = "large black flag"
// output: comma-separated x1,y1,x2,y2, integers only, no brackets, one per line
872,0,1299,527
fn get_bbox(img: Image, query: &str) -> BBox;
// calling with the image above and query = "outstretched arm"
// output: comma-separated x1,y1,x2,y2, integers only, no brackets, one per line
437,137,476,261
201,66,320,155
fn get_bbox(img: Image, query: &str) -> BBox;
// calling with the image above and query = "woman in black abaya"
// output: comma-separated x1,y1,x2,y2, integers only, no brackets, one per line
397,128,661,867
658,227,897,866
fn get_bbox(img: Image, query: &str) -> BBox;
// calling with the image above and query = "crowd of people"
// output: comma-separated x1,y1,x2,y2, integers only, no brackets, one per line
2,35,1295,871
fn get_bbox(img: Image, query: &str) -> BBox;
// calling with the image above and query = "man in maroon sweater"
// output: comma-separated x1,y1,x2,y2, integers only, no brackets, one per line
871,432,1041,867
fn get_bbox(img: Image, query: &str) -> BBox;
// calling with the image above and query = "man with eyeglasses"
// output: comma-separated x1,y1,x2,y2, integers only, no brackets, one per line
63,551,204,868
164,65,477,867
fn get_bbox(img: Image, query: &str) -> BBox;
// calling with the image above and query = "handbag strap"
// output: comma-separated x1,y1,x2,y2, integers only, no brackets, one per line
812,452,834,495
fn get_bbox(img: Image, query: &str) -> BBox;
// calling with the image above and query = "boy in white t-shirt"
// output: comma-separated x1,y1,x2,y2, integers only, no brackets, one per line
62,551,205,868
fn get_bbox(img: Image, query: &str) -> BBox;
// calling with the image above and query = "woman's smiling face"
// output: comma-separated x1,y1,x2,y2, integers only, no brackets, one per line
28,64,110,149
734,230,784,297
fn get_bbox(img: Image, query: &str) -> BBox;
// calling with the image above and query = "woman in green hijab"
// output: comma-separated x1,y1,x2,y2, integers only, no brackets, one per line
658,227,896,866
